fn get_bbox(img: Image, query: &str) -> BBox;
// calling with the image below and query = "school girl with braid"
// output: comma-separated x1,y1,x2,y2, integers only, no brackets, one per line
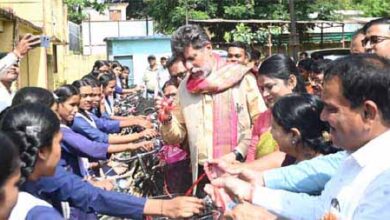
1,87,203,220
2,103,64,219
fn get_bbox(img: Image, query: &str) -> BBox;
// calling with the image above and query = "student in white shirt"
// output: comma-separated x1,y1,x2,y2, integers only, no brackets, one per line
209,54,390,220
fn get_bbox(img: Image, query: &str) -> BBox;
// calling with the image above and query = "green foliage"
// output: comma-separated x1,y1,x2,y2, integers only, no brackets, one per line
355,0,390,17
145,0,217,33
142,0,350,34
65,0,107,24
224,4,254,19
224,23,284,46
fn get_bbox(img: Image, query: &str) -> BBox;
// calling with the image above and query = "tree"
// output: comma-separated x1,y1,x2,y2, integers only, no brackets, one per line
142,0,346,34
144,0,216,33
354,0,390,17
65,0,107,24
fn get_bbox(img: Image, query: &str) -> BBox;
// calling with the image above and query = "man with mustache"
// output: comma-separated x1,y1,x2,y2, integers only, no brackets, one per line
362,17,390,59
156,25,266,196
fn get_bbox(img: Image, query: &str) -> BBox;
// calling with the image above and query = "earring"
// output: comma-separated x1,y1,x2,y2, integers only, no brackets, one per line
292,140,297,145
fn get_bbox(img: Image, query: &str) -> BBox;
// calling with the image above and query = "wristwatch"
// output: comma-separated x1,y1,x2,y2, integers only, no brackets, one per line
233,149,245,162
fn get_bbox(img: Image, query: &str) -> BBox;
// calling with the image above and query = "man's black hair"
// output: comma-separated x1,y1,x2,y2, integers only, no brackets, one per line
324,54,390,122
311,59,332,74
228,41,248,51
362,17,390,34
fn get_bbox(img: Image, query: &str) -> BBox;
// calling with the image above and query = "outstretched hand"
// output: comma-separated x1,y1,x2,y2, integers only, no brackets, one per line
155,96,174,122
224,202,277,220
209,176,253,202
162,196,204,218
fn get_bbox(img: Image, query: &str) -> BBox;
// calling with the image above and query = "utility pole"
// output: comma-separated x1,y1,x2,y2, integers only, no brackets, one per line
288,0,299,61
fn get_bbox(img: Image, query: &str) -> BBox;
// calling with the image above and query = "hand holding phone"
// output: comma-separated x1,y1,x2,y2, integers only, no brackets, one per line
13,34,40,58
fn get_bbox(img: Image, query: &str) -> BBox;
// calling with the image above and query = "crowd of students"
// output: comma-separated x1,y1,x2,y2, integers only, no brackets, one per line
0,59,204,219
0,17,390,220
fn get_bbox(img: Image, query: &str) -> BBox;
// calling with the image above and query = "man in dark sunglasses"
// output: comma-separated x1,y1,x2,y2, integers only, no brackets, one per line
227,41,250,65
362,18,390,59
166,55,188,87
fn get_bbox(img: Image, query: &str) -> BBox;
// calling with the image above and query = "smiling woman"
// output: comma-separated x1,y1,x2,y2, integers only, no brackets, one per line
246,54,307,161
55,85,80,124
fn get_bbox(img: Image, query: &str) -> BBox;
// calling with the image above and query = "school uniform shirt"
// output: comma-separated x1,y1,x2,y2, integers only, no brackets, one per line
60,125,109,177
22,165,146,219
9,192,63,220
115,75,123,95
71,112,120,143
90,107,101,118
104,95,115,116
251,130,390,219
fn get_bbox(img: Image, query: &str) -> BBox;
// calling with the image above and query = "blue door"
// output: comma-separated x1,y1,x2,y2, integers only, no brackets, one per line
114,55,134,86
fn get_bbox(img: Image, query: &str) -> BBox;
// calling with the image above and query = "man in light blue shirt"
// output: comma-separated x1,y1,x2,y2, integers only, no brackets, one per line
211,54,390,219
263,151,347,194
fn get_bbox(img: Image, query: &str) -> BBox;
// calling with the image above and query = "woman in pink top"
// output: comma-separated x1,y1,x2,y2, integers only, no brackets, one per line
246,54,307,162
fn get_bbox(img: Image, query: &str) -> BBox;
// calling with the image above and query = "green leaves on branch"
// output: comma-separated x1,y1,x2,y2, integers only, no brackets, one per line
223,4,254,19
354,0,390,17
65,0,107,24
224,23,284,46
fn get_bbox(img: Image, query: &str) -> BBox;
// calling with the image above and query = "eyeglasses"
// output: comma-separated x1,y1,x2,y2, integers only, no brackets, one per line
227,54,243,59
361,35,390,46
172,71,187,79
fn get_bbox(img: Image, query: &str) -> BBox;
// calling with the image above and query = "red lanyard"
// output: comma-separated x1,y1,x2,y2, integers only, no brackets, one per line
185,173,207,196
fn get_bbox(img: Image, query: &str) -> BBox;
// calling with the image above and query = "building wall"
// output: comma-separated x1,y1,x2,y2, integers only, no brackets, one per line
107,37,171,85
0,14,45,89
0,1,44,26
82,20,154,55
85,3,128,21
0,1,99,89
55,53,106,88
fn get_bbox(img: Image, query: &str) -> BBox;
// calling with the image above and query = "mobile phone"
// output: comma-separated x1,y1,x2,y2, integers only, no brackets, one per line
40,35,50,48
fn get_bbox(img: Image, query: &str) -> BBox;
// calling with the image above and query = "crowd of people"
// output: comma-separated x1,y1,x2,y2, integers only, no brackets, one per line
0,16,389,220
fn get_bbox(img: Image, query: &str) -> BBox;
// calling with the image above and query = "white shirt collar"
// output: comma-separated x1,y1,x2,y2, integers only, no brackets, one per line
351,129,390,167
